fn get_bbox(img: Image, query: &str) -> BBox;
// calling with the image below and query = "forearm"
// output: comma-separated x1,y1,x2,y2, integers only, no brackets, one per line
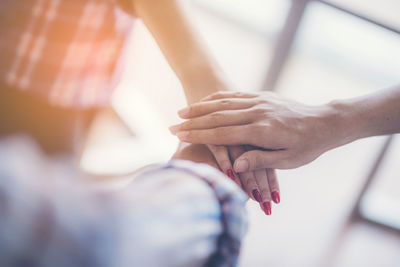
328,85,400,147
132,0,227,104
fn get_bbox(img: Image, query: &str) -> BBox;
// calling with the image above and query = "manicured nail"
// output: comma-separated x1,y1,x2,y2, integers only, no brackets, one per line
262,201,271,215
178,107,190,118
226,169,235,181
169,124,181,134
272,191,280,204
252,189,262,202
176,131,189,140
234,159,249,172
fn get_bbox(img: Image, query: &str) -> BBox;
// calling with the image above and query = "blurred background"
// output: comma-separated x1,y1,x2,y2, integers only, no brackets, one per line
81,0,400,266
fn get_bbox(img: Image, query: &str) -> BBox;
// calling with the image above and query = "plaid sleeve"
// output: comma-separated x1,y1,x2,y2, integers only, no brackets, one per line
119,160,249,267
0,137,248,267
0,0,134,108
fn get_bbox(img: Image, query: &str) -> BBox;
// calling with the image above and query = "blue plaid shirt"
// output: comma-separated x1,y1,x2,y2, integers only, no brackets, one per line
0,137,248,267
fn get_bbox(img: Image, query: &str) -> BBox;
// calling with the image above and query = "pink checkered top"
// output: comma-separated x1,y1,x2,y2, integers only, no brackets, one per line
0,0,134,108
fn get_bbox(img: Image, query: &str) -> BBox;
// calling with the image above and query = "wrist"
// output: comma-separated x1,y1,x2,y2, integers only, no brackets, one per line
321,99,363,150
180,67,230,104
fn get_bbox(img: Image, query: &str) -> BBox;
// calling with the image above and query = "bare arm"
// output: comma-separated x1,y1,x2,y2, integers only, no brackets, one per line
131,0,279,213
132,0,228,104
335,86,400,144
171,86,400,171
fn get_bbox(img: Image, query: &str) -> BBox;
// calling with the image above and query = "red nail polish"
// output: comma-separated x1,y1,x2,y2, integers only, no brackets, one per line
262,201,271,215
227,169,235,181
252,189,262,202
272,191,280,204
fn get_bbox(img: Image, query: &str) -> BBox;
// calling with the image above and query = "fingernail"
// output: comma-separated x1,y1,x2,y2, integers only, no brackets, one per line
178,107,190,118
235,159,249,172
272,191,280,204
226,169,235,181
176,131,189,140
251,189,262,202
262,201,271,215
169,124,181,134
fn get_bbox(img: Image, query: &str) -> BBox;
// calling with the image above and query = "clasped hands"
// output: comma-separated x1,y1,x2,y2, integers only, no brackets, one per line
170,91,339,215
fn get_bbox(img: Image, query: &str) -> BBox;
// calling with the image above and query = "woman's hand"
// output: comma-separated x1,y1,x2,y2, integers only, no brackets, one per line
172,143,279,215
227,145,279,215
170,91,346,172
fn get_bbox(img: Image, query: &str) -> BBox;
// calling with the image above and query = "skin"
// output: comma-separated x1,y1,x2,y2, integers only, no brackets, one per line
171,86,400,172
172,143,274,214
132,0,279,210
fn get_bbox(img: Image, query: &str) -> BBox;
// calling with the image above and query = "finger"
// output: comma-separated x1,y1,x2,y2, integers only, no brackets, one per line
267,168,280,204
171,110,254,133
207,145,232,174
234,150,289,172
178,98,256,119
207,145,240,186
228,145,259,201
260,199,272,216
176,125,254,146
239,171,259,202
254,169,272,215
201,91,258,101
254,169,272,202
227,146,247,189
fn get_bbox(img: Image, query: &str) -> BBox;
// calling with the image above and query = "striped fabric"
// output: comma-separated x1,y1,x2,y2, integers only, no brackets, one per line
0,137,248,267
131,161,249,267
0,0,133,108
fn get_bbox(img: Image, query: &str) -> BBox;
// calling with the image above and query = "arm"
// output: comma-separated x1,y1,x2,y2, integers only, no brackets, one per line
334,86,400,142
132,0,228,104
132,0,279,213
171,86,400,171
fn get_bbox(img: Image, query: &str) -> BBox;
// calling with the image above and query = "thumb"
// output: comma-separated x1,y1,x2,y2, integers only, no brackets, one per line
234,150,287,172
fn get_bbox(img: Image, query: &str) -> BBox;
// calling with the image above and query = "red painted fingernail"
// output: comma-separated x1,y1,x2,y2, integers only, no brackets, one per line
252,189,262,202
272,191,280,204
262,201,271,215
227,169,235,181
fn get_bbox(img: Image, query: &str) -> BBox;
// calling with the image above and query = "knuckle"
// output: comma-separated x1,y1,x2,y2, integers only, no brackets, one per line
186,130,195,139
234,92,243,97
219,99,232,106
210,111,224,120
251,106,267,115
254,154,264,167
246,178,256,187
255,96,268,105
260,188,271,199
213,91,225,98
249,124,266,141
252,153,269,169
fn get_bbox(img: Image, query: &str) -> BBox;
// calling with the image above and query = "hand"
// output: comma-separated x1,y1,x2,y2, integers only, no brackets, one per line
228,145,279,215
209,144,280,214
172,142,219,169
170,91,342,172
173,143,279,215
